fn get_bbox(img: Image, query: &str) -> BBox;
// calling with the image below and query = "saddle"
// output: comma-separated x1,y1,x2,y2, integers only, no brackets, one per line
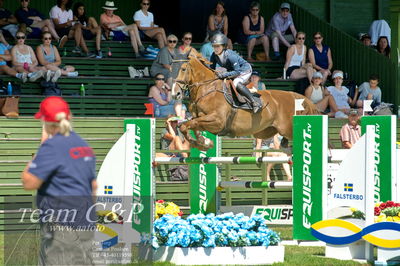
222,80,263,111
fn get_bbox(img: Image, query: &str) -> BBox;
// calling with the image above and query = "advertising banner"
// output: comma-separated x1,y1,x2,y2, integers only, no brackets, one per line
293,115,327,240
361,116,396,202
190,131,219,214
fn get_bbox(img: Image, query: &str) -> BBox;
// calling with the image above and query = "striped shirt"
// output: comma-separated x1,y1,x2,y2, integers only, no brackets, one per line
340,123,361,148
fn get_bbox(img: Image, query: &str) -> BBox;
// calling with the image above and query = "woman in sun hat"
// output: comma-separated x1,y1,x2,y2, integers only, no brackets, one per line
22,96,97,265
100,1,147,58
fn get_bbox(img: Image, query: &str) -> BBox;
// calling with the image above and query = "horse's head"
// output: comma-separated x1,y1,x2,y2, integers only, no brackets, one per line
171,61,190,100
172,55,216,100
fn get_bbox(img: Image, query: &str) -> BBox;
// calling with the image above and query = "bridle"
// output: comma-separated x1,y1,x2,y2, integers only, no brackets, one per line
173,58,219,94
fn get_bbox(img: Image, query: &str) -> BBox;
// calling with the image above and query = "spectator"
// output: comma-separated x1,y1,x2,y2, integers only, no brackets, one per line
36,31,78,82
133,0,167,48
284,32,314,83
148,73,176,118
15,0,65,45
150,34,177,87
73,2,102,58
360,33,371,47
206,1,233,49
327,71,352,116
178,32,195,55
242,1,270,61
340,109,361,149
22,96,97,265
0,0,19,38
0,30,10,48
100,1,146,58
11,31,45,82
50,0,95,57
160,115,190,158
355,74,381,109
200,32,215,61
308,32,332,85
376,36,390,58
266,2,297,60
247,70,266,92
304,72,345,118
0,41,27,82
254,134,292,181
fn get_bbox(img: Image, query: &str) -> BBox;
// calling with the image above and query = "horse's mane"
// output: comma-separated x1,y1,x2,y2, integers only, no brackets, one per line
187,54,215,76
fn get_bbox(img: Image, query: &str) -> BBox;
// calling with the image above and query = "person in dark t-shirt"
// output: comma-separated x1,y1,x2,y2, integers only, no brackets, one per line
22,96,97,265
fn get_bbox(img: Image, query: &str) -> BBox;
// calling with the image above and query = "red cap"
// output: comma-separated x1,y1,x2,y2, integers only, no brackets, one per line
34,96,71,122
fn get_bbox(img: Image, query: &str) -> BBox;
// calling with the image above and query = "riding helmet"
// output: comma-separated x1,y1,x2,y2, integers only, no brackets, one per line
211,33,228,46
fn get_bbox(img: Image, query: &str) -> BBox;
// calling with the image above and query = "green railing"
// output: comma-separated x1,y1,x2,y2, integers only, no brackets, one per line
290,1,399,105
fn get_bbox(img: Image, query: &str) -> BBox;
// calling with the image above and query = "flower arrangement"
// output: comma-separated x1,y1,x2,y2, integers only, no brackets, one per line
374,201,400,222
155,200,183,219
346,201,400,222
152,212,281,249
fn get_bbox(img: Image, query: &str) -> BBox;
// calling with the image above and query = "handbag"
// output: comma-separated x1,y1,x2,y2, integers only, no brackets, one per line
0,96,19,118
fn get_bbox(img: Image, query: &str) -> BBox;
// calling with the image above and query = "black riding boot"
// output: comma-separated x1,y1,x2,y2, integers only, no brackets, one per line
236,82,262,113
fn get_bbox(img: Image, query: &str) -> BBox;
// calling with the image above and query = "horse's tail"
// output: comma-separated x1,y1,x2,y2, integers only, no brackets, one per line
293,92,321,115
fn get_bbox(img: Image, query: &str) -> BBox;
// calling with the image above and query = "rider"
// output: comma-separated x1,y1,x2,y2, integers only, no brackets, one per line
210,33,262,113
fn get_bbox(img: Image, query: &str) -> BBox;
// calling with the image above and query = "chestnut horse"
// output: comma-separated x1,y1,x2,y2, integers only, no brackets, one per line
172,55,319,150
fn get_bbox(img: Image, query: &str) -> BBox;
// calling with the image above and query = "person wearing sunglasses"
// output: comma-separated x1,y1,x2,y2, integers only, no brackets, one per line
266,2,297,60
284,32,314,84
50,0,96,57
205,1,232,49
210,33,262,113
100,1,146,58
0,36,28,82
73,2,103,58
148,73,176,118
15,0,66,47
133,0,167,48
36,31,78,82
150,34,178,88
11,31,46,82
308,32,332,85
242,1,270,61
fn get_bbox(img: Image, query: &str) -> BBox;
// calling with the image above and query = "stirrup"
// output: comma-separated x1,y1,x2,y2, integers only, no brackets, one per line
252,102,262,113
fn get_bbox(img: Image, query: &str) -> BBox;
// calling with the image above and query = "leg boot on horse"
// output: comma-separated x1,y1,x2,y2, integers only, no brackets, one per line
236,82,262,113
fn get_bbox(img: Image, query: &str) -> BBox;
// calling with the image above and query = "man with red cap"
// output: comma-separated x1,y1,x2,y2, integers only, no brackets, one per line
22,96,97,265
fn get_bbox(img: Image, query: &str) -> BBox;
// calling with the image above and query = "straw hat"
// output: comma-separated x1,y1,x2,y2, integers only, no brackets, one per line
103,1,118,10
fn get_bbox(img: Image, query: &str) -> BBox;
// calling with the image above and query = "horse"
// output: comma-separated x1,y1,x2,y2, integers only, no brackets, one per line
172,54,319,151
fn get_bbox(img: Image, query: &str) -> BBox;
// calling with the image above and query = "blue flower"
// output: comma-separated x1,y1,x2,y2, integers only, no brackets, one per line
152,212,280,249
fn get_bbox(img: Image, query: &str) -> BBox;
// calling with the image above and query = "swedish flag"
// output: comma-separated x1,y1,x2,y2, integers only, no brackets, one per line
344,183,353,192
104,186,113,194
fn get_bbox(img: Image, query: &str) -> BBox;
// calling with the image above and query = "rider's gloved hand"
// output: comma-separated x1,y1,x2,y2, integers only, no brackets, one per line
216,72,227,79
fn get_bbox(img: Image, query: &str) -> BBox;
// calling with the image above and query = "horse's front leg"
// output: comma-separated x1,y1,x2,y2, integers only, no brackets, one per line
179,113,223,151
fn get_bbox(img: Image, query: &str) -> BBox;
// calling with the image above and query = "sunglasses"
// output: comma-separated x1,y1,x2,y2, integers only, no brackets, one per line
142,2,150,5
314,36,322,40
43,37,52,40
21,0,29,2
251,8,259,11
297,37,305,40
16,36,26,39
168,40,177,43
155,77,165,81
184,37,192,40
